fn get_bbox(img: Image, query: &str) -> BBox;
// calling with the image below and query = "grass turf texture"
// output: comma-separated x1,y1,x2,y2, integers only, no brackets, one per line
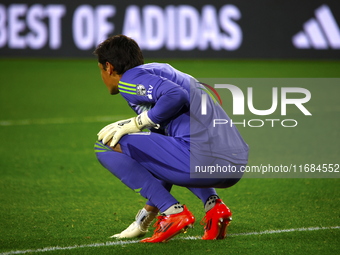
0,59,339,254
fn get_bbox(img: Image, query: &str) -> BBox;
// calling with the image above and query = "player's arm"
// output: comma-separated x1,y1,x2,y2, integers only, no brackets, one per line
147,79,189,124
97,75,188,146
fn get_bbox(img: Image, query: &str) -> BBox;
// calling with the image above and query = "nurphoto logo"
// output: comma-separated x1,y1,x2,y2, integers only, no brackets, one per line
201,82,312,128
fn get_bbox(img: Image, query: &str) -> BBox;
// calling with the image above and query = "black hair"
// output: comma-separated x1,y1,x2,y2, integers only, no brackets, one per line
93,35,144,75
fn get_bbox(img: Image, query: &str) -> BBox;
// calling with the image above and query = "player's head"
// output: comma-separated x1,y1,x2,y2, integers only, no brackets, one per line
93,35,144,75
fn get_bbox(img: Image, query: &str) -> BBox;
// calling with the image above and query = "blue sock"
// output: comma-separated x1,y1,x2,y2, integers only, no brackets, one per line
95,142,178,212
146,181,173,208
187,187,218,206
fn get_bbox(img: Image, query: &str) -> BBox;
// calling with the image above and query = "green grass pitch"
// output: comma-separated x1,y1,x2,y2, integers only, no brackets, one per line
0,59,339,255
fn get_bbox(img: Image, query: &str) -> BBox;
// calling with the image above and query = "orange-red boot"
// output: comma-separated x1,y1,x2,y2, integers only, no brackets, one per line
141,205,195,243
201,199,232,240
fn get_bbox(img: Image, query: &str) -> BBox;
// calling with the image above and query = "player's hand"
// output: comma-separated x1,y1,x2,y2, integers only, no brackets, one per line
99,117,139,147
97,111,159,147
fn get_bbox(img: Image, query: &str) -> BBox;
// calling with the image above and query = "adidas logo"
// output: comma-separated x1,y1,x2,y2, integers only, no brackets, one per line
292,5,340,49
155,222,174,233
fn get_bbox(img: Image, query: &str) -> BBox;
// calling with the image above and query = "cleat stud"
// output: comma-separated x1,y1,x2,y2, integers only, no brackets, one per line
182,226,188,233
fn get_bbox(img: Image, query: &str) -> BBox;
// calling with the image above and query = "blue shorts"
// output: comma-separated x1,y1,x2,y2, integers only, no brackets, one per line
118,132,243,188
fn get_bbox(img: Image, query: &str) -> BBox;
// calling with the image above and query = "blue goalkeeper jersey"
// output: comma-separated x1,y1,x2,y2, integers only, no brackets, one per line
118,63,249,164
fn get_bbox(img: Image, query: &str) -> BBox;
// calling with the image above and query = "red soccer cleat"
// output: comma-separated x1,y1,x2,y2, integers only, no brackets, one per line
201,199,232,240
140,205,195,243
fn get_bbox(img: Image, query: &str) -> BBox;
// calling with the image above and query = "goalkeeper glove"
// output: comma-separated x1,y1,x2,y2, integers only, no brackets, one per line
97,111,159,147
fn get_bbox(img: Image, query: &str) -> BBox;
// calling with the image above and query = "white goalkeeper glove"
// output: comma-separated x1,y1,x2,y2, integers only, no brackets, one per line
97,111,159,147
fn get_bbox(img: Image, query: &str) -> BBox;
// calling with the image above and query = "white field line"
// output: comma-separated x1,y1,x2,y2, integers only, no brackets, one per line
0,226,339,255
0,116,130,126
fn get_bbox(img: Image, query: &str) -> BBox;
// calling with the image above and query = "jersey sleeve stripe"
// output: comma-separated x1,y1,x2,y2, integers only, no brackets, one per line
119,81,137,87
119,88,137,95
118,80,138,94
118,85,136,91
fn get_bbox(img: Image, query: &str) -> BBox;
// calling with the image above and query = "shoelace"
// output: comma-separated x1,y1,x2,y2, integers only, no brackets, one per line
200,216,211,230
152,215,166,229
200,215,207,225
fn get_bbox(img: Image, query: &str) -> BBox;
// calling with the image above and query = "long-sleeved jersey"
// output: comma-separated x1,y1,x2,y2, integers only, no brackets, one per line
118,63,249,165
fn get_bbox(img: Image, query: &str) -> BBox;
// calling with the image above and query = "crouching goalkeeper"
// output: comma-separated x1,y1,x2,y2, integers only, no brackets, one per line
93,35,249,243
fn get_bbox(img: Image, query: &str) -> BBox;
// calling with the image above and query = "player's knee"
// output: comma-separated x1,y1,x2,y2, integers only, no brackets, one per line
94,141,100,152
94,141,111,167
94,140,109,155
94,140,123,155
